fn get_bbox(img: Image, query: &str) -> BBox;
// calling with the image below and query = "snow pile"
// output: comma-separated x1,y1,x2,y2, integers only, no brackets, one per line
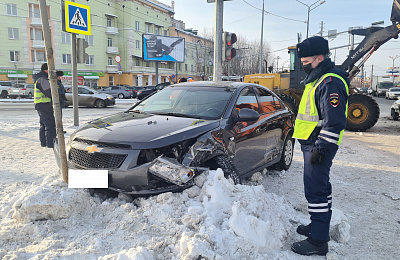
0,169,303,259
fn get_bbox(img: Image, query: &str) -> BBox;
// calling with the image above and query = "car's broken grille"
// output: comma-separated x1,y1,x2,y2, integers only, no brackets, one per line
74,138,131,149
69,147,127,169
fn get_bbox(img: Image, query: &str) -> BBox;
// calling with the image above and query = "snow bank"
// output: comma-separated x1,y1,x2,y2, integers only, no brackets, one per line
0,169,303,259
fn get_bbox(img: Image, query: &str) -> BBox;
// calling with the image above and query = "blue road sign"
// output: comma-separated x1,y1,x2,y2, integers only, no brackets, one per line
65,1,91,35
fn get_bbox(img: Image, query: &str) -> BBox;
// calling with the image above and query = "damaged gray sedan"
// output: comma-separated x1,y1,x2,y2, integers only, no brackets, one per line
54,81,295,196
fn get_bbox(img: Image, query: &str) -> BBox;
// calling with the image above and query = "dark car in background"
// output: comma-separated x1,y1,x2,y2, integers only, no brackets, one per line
137,82,171,100
99,85,132,99
8,83,35,99
54,81,295,197
65,85,115,108
126,86,146,99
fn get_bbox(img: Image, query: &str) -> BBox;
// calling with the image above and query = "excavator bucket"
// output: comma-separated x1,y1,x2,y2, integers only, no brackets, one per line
391,0,400,23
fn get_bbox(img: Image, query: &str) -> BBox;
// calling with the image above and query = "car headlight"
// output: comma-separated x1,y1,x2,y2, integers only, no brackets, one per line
107,96,112,100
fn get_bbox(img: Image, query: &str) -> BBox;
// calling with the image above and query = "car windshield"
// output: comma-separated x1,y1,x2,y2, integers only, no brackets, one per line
131,86,233,119
389,88,400,92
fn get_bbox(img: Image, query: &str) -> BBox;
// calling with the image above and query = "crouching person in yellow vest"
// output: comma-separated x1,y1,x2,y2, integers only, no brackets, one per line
291,36,349,256
33,63,56,148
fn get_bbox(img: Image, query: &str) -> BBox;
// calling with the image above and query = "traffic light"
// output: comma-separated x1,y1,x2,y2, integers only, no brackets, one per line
223,32,237,61
76,38,89,64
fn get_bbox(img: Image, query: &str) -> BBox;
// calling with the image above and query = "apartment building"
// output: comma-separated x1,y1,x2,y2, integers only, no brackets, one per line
0,0,213,87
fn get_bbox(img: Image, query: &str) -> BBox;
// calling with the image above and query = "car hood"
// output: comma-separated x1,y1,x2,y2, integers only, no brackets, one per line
72,112,220,149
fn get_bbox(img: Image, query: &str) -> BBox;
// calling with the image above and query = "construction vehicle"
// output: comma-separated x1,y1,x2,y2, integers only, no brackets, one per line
244,0,400,132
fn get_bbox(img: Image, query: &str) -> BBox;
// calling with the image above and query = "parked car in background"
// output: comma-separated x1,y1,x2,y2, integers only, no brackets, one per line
8,83,35,99
54,81,295,197
358,87,369,94
385,87,400,100
391,98,400,120
137,82,171,100
65,85,115,108
99,86,132,99
0,81,13,98
126,86,146,98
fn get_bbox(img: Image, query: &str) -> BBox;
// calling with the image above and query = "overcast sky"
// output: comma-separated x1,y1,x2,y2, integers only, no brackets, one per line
158,0,400,77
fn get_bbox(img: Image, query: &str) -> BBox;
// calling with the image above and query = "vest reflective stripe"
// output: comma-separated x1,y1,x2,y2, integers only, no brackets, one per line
293,73,349,144
34,79,51,104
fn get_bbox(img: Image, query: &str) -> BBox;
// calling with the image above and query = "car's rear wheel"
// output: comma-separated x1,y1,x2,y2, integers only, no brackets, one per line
118,93,124,99
273,133,294,171
28,92,33,99
95,99,106,108
205,155,240,184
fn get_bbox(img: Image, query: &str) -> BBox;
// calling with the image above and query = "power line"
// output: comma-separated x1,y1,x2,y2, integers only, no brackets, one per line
242,0,306,23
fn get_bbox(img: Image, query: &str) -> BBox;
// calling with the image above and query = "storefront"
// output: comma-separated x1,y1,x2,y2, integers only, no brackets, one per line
0,69,32,83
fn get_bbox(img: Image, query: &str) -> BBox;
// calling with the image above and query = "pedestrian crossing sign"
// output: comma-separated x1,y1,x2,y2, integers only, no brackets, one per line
65,1,91,35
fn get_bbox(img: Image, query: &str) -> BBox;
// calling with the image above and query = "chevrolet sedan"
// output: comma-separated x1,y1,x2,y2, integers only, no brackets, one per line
54,81,295,197
65,85,115,108
385,87,400,100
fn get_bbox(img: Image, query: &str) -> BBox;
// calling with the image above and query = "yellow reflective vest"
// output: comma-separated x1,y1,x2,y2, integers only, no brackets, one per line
34,78,51,104
293,73,349,145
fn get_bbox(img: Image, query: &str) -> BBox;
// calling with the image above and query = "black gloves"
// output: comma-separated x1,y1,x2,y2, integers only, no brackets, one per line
310,149,325,164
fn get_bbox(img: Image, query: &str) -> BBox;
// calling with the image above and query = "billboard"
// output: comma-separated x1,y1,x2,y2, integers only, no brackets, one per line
143,34,185,62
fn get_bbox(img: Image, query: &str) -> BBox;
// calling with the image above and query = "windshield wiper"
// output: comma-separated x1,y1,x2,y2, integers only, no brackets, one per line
127,109,147,114
151,112,198,118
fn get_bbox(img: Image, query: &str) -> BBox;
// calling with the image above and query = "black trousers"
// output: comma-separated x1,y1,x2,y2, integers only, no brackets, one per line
36,107,56,148
301,143,338,243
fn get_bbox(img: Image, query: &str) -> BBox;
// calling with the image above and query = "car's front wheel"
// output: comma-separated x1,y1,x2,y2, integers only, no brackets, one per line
273,133,294,171
205,155,240,184
95,99,106,108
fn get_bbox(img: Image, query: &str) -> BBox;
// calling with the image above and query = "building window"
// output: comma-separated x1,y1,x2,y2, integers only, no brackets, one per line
146,23,152,33
179,63,182,71
185,64,188,72
164,30,168,36
31,50,46,62
146,61,150,67
8,28,19,39
29,4,40,18
61,32,71,44
135,58,140,66
135,21,140,31
109,76,114,86
108,57,113,65
85,35,94,46
136,40,140,49
62,54,71,64
108,38,113,47
7,4,17,16
107,17,112,27
191,64,194,72
30,28,44,40
10,51,20,62
86,55,94,65
155,27,159,35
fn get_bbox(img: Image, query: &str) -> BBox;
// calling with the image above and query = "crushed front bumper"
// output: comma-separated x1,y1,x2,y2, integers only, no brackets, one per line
53,140,207,196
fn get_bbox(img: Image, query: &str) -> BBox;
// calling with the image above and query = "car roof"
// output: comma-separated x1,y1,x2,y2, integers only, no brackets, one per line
169,81,249,90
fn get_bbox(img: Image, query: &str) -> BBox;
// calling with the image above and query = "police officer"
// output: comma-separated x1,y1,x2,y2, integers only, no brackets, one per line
33,63,56,148
291,36,350,256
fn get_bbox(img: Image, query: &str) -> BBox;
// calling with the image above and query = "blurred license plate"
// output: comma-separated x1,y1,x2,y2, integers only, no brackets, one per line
68,169,108,188
13,90,19,92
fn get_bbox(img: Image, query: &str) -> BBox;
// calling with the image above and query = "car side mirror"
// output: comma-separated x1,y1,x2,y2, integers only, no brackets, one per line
237,108,260,122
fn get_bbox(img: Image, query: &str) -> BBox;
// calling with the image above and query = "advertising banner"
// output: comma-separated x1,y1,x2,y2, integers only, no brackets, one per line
143,34,185,62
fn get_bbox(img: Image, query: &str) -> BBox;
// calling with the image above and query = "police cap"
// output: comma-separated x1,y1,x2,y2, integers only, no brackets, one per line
297,36,329,58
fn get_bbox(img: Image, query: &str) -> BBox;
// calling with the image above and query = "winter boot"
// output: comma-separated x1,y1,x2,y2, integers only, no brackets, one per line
291,238,328,256
296,223,311,237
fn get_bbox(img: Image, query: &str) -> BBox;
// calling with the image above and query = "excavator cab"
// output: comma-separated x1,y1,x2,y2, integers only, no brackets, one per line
391,0,400,23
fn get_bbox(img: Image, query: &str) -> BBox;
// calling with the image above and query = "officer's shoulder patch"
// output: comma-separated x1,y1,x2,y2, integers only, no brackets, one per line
329,93,340,107
324,76,333,84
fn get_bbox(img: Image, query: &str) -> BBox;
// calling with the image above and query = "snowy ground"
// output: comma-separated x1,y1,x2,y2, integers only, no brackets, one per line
0,101,399,260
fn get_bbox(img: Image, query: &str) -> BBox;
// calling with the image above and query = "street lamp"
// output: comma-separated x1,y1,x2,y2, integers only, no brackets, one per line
389,55,400,84
296,0,326,38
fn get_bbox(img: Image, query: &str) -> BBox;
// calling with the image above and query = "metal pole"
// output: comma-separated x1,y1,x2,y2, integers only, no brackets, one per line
38,0,68,183
213,0,223,81
72,33,79,126
259,0,264,74
307,7,310,38
155,62,159,84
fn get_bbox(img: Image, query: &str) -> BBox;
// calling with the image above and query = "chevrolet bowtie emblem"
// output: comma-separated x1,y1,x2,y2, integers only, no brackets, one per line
85,145,103,153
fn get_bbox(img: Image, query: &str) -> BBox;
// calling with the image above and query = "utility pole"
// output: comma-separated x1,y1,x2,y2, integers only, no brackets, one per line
371,65,374,87
259,0,265,74
213,0,223,81
320,21,324,36
39,0,68,183
389,55,399,84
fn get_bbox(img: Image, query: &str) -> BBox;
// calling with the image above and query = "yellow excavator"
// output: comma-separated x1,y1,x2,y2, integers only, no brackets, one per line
244,0,400,132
